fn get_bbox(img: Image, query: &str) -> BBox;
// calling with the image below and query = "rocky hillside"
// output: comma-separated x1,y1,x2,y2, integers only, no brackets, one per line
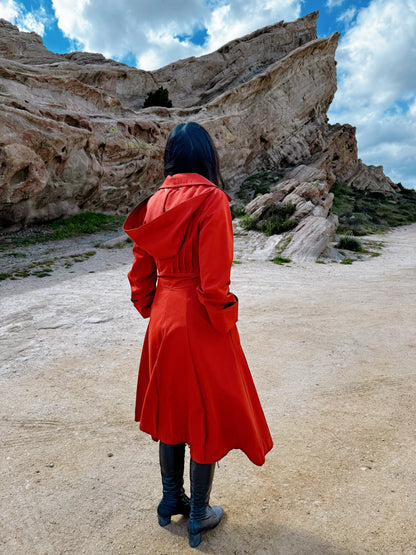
0,12,398,260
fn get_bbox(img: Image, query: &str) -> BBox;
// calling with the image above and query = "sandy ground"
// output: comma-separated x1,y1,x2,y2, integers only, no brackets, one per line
1,224,415,554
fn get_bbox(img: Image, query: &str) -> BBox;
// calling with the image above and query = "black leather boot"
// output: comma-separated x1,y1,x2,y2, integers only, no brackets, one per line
188,458,224,548
157,442,190,526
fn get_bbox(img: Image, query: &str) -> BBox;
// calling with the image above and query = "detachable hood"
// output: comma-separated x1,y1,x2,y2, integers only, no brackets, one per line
123,188,214,259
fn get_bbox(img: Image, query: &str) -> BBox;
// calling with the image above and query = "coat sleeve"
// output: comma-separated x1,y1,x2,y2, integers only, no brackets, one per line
197,188,238,334
127,243,157,318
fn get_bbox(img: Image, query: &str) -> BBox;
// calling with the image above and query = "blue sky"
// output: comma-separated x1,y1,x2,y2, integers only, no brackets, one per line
1,0,416,189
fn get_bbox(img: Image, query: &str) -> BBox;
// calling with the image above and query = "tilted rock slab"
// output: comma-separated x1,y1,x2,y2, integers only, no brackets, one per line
346,159,401,196
0,12,341,229
245,164,337,262
283,213,339,263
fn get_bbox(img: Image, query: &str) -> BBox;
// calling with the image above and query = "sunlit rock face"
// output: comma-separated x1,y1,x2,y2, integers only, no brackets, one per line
0,12,395,261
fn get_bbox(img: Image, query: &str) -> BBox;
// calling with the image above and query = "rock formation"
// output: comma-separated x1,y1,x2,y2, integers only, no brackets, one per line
345,160,401,196
0,13,397,260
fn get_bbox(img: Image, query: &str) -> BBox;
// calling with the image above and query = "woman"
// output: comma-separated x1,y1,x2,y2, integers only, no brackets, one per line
123,122,273,548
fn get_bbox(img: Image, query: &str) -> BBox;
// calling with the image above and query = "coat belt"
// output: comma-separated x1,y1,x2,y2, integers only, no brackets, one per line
157,273,200,289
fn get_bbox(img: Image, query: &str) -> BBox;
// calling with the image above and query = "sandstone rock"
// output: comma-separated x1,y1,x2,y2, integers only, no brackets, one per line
0,143,49,203
324,123,358,183
293,179,327,201
246,234,285,261
239,114,398,261
284,164,327,184
347,160,401,196
282,213,339,262
245,162,334,238
311,123,399,197
271,178,298,196
312,192,334,218
152,13,319,109
320,245,344,261
233,219,285,261
0,12,340,229
245,184,297,219
0,11,397,264
290,197,316,220
0,19,55,63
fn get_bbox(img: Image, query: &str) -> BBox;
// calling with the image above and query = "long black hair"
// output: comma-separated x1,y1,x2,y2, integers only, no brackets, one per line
164,122,221,186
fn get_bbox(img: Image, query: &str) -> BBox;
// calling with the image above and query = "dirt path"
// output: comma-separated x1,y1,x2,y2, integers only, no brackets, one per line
1,224,415,554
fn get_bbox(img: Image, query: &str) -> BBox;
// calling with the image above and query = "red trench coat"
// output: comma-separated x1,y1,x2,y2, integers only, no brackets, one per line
123,173,273,465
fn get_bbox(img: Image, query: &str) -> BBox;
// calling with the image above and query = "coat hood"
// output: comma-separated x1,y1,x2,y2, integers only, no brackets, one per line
123,174,222,259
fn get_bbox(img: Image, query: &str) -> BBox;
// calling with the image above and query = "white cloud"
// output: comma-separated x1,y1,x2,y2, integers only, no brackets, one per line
137,26,205,71
336,7,356,25
326,0,345,9
206,0,301,52
0,0,18,22
51,0,301,69
0,0,48,35
51,0,91,40
334,0,416,108
329,0,416,188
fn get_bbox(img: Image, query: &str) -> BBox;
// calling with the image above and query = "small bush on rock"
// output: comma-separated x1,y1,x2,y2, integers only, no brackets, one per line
242,202,297,236
143,87,172,108
237,170,285,203
258,202,297,235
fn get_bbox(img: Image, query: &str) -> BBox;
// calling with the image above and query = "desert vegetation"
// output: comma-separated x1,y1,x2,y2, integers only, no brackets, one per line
241,202,297,236
331,181,416,235
0,213,125,249
236,170,285,203
0,213,126,281
143,86,172,108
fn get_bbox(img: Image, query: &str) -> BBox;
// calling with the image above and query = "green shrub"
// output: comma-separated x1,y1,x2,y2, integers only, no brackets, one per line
241,202,296,236
257,217,297,236
237,170,285,203
241,214,259,231
259,202,297,236
1,213,125,248
143,87,172,108
230,204,246,218
331,181,416,234
272,256,291,265
336,236,364,252
5,252,27,258
50,213,124,238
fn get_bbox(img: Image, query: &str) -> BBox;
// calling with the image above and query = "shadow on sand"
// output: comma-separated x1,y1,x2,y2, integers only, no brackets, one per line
158,514,354,554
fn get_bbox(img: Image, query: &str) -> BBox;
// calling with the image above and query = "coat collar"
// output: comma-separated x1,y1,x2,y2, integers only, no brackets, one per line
160,173,217,189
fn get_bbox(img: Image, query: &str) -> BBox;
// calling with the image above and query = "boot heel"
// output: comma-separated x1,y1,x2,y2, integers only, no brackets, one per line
189,531,202,548
158,514,171,527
